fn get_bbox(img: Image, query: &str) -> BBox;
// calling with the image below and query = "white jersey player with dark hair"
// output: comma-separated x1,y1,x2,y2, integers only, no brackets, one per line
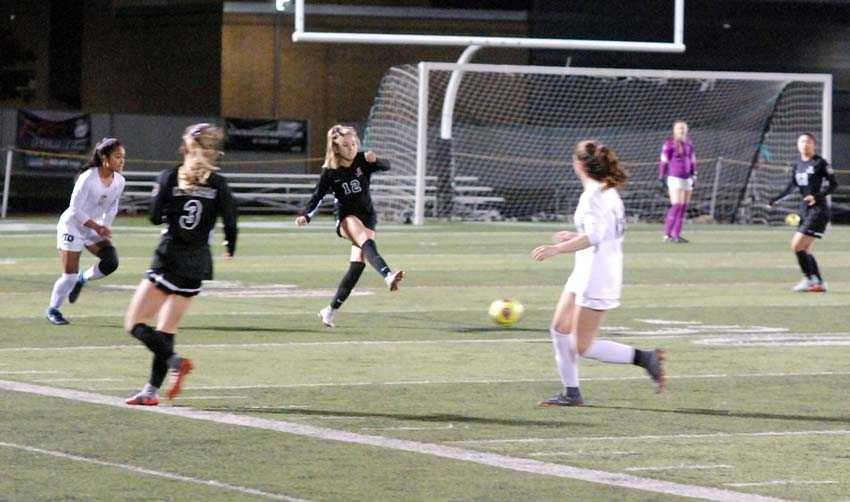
46,137,126,325
532,140,666,407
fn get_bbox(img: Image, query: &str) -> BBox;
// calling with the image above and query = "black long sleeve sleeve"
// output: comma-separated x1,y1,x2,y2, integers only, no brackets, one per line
217,176,239,256
814,162,838,204
149,169,174,225
769,170,796,205
302,170,332,222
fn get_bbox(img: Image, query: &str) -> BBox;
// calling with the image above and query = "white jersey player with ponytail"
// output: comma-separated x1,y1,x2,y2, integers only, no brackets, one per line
46,137,126,325
532,140,666,407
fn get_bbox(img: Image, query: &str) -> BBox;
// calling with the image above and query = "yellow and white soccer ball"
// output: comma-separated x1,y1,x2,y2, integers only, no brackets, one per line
489,299,525,327
785,212,801,226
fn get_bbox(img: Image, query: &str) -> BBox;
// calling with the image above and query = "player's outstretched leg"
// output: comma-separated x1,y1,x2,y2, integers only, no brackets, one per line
321,254,367,327
70,245,119,304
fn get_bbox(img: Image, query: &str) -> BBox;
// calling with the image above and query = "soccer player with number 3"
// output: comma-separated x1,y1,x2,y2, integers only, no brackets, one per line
296,125,404,328
123,124,238,405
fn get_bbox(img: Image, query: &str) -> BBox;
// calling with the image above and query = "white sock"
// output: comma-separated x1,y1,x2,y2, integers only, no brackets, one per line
584,340,635,364
142,383,159,396
550,328,579,387
49,273,78,309
83,263,104,282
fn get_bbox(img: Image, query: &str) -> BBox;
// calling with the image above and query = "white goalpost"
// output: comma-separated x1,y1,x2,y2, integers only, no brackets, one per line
360,63,831,225
292,0,686,53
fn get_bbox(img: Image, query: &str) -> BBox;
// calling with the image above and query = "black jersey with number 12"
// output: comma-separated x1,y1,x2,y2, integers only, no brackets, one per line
149,167,238,280
302,152,390,222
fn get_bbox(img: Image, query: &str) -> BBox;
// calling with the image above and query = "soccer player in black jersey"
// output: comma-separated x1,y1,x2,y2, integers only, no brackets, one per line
769,133,837,293
296,125,404,328
123,124,238,405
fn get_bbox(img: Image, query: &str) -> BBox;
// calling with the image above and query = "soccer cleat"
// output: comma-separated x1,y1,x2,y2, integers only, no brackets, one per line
385,270,405,291
166,358,194,400
663,235,674,243
125,392,159,406
807,281,827,293
791,277,814,292
675,236,690,243
45,308,70,325
538,388,584,407
319,306,335,328
67,271,86,304
645,349,667,393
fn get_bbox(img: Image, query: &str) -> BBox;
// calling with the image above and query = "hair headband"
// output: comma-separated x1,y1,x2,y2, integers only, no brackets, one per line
95,137,118,153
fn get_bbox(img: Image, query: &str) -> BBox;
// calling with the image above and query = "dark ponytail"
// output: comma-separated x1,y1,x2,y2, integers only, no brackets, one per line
573,140,628,189
80,137,122,173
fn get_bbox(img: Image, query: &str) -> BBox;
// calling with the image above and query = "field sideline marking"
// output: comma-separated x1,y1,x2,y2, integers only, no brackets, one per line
623,464,734,472
5,331,850,352
450,429,850,445
529,450,639,458
0,379,786,502
725,480,837,487
82,370,850,392
0,441,309,501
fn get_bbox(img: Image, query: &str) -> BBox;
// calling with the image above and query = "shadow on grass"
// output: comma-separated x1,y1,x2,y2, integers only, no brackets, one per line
587,404,850,424
96,324,323,335
453,327,543,334
201,406,594,429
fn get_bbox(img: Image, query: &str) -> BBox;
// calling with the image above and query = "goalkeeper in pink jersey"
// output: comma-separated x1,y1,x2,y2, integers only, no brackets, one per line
659,120,697,243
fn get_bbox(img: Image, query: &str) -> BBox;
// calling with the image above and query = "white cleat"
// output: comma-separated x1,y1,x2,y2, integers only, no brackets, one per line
791,277,814,292
385,270,404,292
319,306,335,328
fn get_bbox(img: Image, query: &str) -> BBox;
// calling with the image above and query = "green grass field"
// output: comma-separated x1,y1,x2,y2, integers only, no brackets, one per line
2,216,849,501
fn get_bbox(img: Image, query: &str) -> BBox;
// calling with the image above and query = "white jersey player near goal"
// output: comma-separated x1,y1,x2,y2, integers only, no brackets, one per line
532,140,667,407
46,138,126,325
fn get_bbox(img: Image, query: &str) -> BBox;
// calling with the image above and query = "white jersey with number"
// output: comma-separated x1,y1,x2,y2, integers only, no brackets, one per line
565,180,625,302
56,168,125,249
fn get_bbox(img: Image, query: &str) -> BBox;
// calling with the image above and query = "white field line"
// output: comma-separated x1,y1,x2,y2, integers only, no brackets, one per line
4,330,848,353
0,370,59,375
529,451,639,458
624,464,734,472
87,370,850,392
0,380,786,502
34,378,124,383
449,430,850,445
361,424,457,432
725,480,837,487
174,396,249,401
0,441,310,502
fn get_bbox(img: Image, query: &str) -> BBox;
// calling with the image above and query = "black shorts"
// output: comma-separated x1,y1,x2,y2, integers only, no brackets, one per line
798,204,830,239
146,268,202,298
336,213,377,238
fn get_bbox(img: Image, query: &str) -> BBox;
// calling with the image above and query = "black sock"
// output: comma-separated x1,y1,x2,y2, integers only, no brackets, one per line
806,254,822,282
130,324,165,354
149,354,168,388
632,349,650,368
361,239,391,278
129,324,175,358
795,250,812,278
331,262,366,309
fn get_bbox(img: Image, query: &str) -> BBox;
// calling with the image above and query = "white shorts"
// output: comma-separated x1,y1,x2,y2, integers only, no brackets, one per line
564,286,620,311
667,176,694,191
56,221,100,252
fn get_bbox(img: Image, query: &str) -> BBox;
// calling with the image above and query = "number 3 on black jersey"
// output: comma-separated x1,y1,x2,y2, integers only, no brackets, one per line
179,199,203,230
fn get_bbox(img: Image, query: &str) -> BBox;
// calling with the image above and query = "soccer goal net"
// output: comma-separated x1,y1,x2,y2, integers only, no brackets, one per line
363,63,831,225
